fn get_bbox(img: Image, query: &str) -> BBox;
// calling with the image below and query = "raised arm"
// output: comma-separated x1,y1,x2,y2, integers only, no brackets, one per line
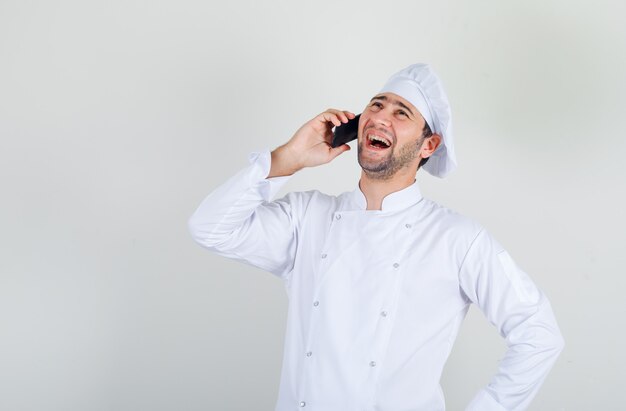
188,109,354,278
459,229,564,411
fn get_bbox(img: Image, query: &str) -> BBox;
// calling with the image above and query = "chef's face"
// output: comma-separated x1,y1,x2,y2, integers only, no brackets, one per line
357,92,431,179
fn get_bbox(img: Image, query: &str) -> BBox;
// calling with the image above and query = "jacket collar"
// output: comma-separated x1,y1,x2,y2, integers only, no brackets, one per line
351,180,423,212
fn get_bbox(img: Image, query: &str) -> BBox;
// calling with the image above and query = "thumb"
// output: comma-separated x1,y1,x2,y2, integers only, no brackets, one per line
328,144,351,161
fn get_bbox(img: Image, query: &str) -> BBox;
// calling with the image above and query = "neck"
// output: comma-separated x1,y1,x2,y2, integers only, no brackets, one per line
359,168,417,210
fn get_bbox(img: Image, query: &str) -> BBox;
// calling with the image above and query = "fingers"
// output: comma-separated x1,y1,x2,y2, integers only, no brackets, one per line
317,109,356,127
326,109,355,124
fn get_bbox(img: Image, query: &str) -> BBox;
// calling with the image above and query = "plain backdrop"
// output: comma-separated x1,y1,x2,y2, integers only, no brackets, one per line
1,0,625,410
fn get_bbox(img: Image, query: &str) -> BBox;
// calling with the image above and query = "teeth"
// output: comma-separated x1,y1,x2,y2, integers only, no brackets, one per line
367,134,391,147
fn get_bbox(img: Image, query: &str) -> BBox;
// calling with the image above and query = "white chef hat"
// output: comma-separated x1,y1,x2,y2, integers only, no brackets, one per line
379,63,457,178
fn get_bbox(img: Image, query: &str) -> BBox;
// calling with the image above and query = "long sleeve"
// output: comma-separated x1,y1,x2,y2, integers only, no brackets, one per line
459,229,564,411
188,150,298,278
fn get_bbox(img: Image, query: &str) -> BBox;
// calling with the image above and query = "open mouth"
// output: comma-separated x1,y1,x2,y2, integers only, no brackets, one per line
366,133,392,150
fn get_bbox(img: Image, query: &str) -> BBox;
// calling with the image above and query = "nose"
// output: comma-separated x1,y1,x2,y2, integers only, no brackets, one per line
370,108,392,128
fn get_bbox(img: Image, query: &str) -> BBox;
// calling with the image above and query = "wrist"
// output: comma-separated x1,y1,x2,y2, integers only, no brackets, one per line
268,145,302,178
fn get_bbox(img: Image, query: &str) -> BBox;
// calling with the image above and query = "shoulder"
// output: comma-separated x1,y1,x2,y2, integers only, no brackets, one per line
419,197,484,237
418,198,509,259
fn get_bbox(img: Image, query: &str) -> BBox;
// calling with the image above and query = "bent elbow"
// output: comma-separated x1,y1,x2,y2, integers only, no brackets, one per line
187,215,201,243
552,330,565,355
187,215,217,249
536,325,565,361
187,215,204,245
187,213,236,251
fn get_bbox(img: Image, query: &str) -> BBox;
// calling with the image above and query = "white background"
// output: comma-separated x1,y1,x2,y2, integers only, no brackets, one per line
1,0,624,410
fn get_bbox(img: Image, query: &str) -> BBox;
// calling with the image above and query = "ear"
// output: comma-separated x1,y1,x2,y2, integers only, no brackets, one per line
419,133,442,159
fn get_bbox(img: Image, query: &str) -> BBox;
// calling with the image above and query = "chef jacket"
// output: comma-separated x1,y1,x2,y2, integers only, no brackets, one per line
188,150,564,411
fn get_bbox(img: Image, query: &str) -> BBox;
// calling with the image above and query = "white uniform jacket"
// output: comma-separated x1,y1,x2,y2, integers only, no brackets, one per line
188,150,564,411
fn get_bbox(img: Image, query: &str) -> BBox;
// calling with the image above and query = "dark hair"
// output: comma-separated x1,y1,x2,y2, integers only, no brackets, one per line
418,122,433,169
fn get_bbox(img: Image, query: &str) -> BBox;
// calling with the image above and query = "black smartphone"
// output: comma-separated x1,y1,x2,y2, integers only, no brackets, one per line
331,114,361,148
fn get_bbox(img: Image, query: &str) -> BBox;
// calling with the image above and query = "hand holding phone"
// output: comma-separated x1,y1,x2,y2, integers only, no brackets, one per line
331,114,360,148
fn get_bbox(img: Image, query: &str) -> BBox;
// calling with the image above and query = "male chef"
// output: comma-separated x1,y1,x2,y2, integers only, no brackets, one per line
188,64,564,411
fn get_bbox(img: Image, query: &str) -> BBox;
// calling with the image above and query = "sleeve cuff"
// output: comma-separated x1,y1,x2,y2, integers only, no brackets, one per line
248,149,292,200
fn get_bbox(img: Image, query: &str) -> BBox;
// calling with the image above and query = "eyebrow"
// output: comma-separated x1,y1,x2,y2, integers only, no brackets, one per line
370,95,414,117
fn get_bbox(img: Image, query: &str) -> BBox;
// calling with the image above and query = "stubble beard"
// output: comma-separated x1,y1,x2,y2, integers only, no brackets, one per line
357,137,424,180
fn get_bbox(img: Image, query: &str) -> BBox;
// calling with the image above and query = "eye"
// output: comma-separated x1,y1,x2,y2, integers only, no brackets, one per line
396,110,409,118
370,101,383,110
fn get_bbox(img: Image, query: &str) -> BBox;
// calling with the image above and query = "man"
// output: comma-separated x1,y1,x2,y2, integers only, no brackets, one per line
188,64,564,411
